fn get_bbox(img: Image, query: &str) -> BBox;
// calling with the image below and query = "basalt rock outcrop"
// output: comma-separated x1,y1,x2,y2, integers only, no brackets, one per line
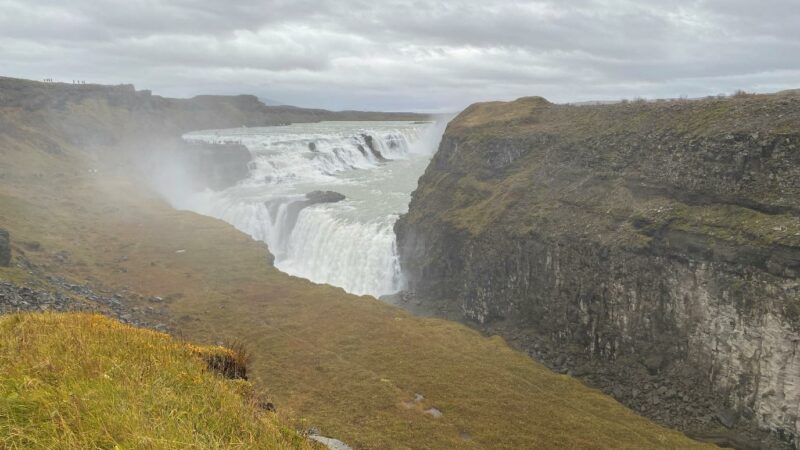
396,93,800,447
0,229,10,267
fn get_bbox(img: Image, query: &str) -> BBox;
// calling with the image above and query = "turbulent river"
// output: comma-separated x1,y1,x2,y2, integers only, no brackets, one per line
173,121,444,297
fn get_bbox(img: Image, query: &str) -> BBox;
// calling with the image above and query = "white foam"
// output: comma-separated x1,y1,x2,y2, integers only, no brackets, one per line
172,121,444,297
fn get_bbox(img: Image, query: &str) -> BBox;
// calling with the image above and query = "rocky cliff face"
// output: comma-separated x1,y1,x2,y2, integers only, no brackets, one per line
0,229,10,267
396,93,800,447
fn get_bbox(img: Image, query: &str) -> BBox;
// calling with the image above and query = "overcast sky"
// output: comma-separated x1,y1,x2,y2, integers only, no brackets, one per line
1,0,798,112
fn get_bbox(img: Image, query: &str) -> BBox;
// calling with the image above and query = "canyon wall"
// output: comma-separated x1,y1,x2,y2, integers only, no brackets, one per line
396,93,800,447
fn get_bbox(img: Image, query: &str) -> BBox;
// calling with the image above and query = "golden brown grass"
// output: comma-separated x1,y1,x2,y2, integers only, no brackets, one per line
447,90,799,139
0,313,317,449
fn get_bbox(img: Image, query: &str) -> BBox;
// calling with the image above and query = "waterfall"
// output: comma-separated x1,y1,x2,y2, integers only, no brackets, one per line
172,121,443,297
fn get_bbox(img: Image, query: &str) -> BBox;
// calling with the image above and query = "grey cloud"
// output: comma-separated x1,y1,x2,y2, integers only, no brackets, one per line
0,0,798,111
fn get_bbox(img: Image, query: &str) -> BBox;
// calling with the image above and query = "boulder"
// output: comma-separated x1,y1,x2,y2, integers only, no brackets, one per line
306,191,346,204
717,408,740,428
308,435,352,450
424,407,443,418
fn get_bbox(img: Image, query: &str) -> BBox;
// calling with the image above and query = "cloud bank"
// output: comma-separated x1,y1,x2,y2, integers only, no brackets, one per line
1,0,798,111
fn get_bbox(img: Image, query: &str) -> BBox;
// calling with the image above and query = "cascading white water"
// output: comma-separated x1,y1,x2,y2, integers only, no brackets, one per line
172,121,444,297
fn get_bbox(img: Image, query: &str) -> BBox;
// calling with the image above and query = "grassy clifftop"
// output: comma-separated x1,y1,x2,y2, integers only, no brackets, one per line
447,92,800,138
403,91,800,250
0,313,315,449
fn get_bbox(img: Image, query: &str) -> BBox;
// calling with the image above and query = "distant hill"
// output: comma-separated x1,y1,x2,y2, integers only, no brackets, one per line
259,96,287,106
0,76,428,142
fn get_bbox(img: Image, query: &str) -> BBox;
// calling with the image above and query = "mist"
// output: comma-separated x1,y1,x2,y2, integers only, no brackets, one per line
137,117,449,297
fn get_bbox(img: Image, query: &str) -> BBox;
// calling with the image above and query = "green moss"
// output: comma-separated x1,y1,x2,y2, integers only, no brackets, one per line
665,203,800,247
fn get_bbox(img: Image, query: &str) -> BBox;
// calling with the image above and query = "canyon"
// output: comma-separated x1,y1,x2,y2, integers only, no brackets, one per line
0,76,714,449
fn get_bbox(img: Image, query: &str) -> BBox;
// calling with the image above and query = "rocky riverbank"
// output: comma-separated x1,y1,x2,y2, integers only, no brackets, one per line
396,92,800,449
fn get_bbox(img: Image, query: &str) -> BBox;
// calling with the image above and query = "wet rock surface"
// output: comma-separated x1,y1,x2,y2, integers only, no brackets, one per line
361,134,389,162
306,190,346,204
